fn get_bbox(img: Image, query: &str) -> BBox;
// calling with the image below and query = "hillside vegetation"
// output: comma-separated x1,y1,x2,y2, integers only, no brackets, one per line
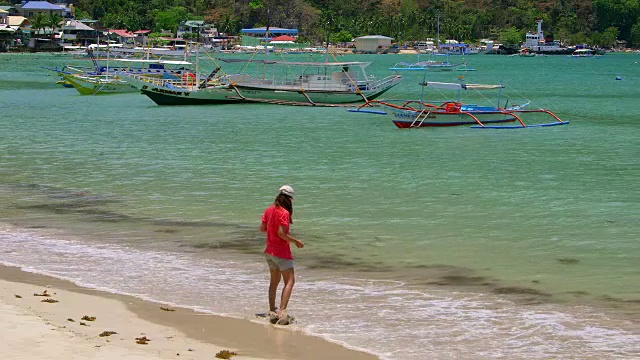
6,0,640,47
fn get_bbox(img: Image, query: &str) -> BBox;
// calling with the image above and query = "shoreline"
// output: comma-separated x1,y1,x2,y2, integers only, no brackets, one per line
0,264,378,360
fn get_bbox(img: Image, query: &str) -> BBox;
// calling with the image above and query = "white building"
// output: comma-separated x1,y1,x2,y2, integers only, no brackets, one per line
354,35,393,54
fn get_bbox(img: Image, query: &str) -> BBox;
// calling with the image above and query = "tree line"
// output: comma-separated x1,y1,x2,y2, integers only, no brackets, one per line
4,0,640,47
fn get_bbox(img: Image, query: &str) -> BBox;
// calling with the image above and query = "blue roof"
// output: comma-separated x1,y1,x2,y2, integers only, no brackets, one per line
21,1,64,10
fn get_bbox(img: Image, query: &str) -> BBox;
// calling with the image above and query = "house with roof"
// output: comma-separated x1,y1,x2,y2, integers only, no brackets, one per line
133,29,151,45
354,35,394,53
61,19,96,44
241,27,297,46
0,5,20,16
177,20,217,45
18,1,65,18
107,29,134,44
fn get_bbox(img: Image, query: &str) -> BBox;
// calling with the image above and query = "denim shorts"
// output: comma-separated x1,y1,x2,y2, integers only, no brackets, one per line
264,253,295,271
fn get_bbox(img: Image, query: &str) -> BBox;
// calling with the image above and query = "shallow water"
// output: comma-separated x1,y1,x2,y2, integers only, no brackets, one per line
0,52,639,359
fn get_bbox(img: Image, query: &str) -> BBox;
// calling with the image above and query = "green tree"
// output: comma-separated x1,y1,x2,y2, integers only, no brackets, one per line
630,22,640,47
48,12,64,40
30,13,47,38
601,26,620,48
330,30,353,43
499,27,522,46
153,6,188,34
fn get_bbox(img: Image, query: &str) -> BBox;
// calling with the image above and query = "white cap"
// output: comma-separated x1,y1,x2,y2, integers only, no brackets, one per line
278,185,294,198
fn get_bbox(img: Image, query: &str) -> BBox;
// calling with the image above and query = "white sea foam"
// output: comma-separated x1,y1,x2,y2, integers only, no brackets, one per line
0,226,638,359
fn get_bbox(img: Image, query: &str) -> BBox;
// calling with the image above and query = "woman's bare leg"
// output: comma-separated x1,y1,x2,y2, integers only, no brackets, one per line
268,268,281,311
278,268,295,317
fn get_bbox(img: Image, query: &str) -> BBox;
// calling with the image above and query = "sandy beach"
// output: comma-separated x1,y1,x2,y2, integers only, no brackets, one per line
0,265,377,360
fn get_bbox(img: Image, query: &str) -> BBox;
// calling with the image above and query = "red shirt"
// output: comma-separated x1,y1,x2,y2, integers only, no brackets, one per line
261,205,293,260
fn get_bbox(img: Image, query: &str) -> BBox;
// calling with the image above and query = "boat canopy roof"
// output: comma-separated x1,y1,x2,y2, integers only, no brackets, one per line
115,58,192,65
423,81,504,90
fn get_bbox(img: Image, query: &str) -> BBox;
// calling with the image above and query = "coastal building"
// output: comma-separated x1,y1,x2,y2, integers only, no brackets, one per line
0,5,20,16
108,29,134,44
354,35,393,54
133,29,151,45
18,1,65,18
61,19,95,44
240,26,297,46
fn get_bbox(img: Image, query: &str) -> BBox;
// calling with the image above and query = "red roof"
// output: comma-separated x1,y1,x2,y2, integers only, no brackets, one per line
270,35,296,42
109,29,134,38
133,30,151,34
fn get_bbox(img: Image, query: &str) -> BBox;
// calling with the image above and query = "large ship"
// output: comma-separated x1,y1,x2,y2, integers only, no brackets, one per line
523,20,573,55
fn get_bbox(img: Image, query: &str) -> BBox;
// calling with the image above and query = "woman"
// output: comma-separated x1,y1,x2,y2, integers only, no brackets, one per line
260,185,304,324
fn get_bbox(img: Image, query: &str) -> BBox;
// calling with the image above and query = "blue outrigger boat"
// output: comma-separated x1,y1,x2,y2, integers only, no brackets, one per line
353,81,569,129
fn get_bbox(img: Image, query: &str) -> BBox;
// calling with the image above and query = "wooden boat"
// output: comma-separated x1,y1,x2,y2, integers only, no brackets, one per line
61,73,139,95
126,59,402,106
46,57,194,95
389,53,462,71
356,81,569,128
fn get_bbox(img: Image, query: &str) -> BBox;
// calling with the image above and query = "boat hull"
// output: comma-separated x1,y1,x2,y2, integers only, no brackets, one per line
63,74,138,95
384,106,516,128
140,86,243,105
136,80,398,106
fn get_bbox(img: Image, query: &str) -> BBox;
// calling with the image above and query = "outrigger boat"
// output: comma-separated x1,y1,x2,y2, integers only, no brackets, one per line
125,59,402,106
389,53,463,72
45,49,194,95
355,81,569,129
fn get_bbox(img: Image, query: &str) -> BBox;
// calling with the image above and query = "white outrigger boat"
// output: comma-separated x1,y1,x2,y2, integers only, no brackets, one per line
51,57,194,95
125,59,402,106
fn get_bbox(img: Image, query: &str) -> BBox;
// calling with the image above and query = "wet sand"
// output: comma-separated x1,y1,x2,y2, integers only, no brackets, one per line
0,264,378,360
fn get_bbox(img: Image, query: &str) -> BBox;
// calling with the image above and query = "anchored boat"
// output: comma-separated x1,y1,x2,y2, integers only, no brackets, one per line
355,81,569,129
126,59,402,106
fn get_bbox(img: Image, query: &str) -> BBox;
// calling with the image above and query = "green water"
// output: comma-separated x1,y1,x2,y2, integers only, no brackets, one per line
1,52,639,359
1,52,639,305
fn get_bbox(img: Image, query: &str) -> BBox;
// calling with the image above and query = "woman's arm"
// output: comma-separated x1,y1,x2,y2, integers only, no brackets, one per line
278,226,304,248
259,223,267,233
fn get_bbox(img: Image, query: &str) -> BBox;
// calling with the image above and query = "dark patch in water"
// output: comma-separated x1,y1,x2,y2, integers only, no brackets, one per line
531,280,540,283
428,275,487,286
154,228,179,234
150,219,230,228
25,225,48,229
492,286,551,296
566,291,589,296
556,258,580,265
601,295,640,304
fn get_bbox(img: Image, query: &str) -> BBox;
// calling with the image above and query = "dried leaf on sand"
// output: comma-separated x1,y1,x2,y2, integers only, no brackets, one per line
215,350,238,359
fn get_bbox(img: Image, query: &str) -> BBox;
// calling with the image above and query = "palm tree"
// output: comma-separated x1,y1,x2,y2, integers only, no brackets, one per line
30,13,47,38
47,12,64,41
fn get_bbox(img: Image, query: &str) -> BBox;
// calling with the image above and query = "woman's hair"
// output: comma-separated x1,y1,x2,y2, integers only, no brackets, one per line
274,193,293,223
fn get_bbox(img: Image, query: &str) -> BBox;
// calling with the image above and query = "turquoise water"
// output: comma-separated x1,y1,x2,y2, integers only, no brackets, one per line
1,53,639,359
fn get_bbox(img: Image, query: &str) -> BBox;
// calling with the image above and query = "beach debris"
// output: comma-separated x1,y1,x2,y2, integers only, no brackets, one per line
67,318,75,322
80,322,89,326
557,258,580,265
81,315,97,321
14,294,22,298
99,331,118,337
160,306,175,312
135,336,151,345
215,350,238,359
33,290,51,297
187,348,193,351
41,298,59,303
